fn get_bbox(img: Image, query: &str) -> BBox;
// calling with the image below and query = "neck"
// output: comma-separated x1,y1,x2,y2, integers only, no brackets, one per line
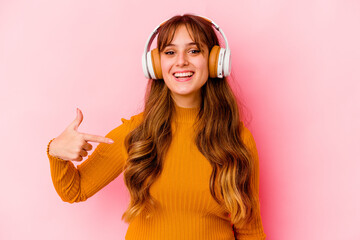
173,101,200,123
171,92,201,108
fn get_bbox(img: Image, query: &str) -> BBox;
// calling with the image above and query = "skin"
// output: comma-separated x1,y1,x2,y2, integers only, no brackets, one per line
49,108,114,161
160,25,209,108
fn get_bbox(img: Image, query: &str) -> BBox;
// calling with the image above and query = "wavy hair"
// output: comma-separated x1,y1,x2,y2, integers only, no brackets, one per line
121,14,260,227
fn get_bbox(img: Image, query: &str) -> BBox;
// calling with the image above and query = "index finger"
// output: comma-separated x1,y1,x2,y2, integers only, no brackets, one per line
81,133,114,144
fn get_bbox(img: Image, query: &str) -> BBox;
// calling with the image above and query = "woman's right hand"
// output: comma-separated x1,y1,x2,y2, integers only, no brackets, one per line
48,108,114,162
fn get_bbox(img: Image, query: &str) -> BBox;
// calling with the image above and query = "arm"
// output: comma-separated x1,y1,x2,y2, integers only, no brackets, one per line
233,126,266,240
47,117,136,203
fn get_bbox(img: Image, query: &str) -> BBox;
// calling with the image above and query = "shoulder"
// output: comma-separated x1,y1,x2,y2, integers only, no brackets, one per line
240,122,258,152
240,122,255,143
105,112,144,140
120,112,144,126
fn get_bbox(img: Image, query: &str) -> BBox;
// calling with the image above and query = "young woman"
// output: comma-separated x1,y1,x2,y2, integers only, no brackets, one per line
47,14,266,240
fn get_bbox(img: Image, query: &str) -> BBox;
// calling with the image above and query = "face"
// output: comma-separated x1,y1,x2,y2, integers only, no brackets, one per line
160,24,209,108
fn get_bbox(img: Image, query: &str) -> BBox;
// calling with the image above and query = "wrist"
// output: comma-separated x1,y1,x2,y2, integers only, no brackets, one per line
47,138,67,162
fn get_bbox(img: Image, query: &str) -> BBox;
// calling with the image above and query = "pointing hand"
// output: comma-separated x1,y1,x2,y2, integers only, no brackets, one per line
48,108,114,162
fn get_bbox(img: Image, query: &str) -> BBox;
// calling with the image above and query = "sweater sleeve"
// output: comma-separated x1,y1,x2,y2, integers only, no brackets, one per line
46,115,140,203
233,126,266,240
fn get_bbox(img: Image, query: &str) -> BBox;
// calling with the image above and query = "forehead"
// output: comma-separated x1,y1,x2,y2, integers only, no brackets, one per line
165,26,193,45
173,25,193,39
163,24,206,48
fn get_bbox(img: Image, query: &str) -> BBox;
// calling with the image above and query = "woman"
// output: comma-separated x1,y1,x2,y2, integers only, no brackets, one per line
47,14,266,240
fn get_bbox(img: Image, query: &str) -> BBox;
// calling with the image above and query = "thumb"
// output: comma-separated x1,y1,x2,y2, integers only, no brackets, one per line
70,108,83,131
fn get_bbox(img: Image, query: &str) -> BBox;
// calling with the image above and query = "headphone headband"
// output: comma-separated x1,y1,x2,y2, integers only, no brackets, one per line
143,15,230,55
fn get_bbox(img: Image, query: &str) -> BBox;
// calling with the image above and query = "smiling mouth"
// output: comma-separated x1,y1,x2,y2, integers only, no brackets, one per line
173,71,194,79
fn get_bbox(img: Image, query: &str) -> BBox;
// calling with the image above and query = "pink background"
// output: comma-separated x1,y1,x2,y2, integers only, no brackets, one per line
1,0,359,239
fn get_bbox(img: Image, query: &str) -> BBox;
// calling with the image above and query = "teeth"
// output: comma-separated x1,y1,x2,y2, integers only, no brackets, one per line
174,72,194,78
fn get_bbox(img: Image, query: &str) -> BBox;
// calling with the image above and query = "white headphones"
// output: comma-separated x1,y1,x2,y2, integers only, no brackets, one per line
142,15,231,79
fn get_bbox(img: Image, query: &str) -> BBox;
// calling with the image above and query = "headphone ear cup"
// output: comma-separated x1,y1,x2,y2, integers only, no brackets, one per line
223,49,231,77
208,45,220,78
151,48,162,79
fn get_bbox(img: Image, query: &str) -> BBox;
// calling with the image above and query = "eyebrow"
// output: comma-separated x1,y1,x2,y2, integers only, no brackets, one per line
164,42,199,48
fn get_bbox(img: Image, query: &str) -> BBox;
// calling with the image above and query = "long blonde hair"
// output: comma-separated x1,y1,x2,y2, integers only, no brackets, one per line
122,14,260,227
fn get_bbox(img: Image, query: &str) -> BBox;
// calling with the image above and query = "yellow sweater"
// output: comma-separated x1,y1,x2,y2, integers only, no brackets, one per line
47,104,266,240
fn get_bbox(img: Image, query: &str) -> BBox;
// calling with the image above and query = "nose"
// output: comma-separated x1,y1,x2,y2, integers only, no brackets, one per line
175,51,189,67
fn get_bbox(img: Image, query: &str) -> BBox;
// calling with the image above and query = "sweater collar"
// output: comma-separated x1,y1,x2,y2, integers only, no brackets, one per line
173,102,200,123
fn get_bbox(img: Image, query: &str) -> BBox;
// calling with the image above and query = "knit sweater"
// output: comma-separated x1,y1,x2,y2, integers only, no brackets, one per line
47,104,266,240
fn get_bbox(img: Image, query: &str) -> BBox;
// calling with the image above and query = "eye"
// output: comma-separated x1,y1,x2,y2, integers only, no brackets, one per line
189,49,200,54
164,50,175,55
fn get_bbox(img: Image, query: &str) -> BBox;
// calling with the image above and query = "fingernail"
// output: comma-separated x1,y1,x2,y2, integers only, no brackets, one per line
108,139,114,144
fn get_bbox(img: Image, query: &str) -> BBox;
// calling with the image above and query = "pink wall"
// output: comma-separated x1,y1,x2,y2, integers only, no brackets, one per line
1,0,359,239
